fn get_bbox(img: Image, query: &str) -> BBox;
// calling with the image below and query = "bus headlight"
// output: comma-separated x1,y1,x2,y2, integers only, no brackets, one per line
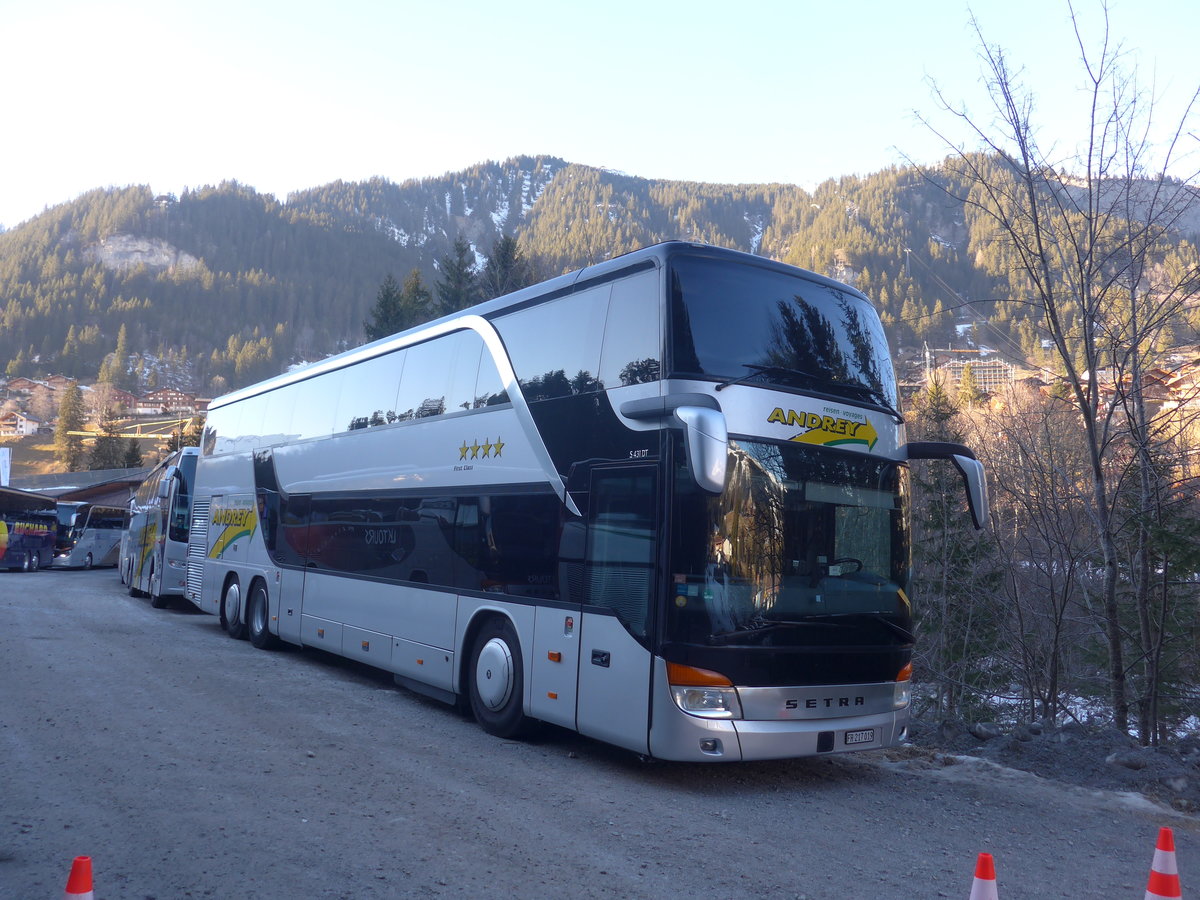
893,662,913,709
667,662,742,719
672,686,742,719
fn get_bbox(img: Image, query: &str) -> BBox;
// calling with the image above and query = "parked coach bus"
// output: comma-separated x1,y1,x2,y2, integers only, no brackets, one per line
121,446,198,606
52,502,130,569
0,485,57,572
186,241,987,762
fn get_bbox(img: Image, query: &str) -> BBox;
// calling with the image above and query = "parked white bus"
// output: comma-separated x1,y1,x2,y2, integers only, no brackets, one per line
186,242,986,762
51,502,130,568
121,446,199,607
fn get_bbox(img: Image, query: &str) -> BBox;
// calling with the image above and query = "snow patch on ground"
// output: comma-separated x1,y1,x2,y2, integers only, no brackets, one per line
745,212,765,254
491,196,510,231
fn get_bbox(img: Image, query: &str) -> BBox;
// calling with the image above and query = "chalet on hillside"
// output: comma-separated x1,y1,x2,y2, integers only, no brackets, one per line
0,411,40,437
88,386,138,413
136,387,197,415
5,376,41,394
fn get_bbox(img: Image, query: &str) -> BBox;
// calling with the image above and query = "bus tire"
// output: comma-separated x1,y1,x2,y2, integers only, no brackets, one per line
247,581,281,650
149,564,168,609
468,617,531,738
222,578,247,640
29,552,40,572
83,553,93,570
21,553,32,572
126,558,145,597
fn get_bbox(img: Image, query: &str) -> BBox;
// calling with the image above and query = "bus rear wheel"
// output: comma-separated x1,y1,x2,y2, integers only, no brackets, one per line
468,617,531,738
247,582,281,650
222,579,247,640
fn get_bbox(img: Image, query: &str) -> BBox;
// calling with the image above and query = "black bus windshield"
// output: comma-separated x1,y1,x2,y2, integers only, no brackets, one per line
667,440,911,648
169,451,199,543
669,254,899,411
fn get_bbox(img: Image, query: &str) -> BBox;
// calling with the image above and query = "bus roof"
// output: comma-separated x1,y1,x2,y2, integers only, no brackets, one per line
0,485,57,513
210,242,871,412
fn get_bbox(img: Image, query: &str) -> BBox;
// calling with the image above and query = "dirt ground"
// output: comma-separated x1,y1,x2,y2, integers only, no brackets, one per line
902,714,1200,814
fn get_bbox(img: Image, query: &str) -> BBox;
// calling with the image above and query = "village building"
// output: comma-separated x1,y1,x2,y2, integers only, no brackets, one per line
0,411,40,436
937,357,1016,394
135,387,198,415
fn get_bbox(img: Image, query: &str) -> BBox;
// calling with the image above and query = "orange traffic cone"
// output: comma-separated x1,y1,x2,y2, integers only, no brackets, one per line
968,851,999,899
63,855,94,899
1145,827,1181,899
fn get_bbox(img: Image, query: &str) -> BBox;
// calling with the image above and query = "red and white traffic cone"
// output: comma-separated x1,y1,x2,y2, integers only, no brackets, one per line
968,851,999,899
1145,826,1182,899
63,855,94,899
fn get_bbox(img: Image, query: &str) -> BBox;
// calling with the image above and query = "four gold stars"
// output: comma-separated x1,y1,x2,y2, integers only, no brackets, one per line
458,437,504,460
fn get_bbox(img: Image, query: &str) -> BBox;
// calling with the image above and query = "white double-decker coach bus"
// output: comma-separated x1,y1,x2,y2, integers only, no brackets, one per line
187,241,986,762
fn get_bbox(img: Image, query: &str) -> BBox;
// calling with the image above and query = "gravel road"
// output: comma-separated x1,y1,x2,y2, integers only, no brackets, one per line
0,569,1193,899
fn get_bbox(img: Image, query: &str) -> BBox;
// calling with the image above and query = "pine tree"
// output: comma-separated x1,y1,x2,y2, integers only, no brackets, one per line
909,378,1001,717
436,236,479,314
89,407,125,470
183,416,204,447
123,437,143,468
958,363,986,406
363,272,418,341
359,268,438,342
5,348,26,378
112,324,131,390
53,382,87,470
479,235,534,300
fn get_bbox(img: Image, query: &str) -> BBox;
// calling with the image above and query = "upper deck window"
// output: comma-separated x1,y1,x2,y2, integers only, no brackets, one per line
668,255,898,411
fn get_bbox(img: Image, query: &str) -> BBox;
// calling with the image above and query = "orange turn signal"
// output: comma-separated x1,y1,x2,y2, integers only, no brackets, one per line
896,662,913,682
666,662,733,687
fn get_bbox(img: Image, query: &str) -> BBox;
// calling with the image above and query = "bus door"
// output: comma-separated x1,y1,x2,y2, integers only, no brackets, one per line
575,467,656,754
272,492,308,645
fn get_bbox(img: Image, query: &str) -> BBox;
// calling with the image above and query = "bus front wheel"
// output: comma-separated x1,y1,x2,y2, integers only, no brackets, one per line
468,617,531,739
149,564,168,609
83,553,93,570
247,582,281,650
222,579,247,640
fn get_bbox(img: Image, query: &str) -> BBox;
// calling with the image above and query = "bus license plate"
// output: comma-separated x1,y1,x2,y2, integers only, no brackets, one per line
844,729,875,745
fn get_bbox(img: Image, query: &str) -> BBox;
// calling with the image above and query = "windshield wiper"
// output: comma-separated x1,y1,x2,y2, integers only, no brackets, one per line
707,618,854,645
799,612,914,643
714,363,903,423
714,363,811,391
828,382,905,423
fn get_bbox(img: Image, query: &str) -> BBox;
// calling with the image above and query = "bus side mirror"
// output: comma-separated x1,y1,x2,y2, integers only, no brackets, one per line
906,441,989,530
673,406,728,495
618,394,728,495
157,466,180,500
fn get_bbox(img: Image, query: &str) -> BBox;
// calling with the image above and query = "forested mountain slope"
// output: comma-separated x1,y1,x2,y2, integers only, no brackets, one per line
2,155,1197,393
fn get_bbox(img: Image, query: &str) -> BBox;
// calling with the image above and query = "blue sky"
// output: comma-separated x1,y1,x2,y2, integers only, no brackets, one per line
0,0,1195,229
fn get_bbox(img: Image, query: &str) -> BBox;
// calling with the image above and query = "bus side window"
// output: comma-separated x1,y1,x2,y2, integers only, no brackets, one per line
600,270,662,387
585,470,656,638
